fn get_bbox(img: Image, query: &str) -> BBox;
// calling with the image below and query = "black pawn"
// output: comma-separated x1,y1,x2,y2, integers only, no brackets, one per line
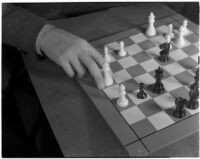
137,83,147,99
159,42,170,63
152,67,165,94
173,97,187,118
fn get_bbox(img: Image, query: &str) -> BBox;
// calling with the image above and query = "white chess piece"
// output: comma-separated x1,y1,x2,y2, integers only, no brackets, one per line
182,20,189,35
119,41,126,56
103,62,113,87
165,34,172,50
117,84,129,107
167,24,174,39
175,25,185,47
146,12,156,36
104,46,111,63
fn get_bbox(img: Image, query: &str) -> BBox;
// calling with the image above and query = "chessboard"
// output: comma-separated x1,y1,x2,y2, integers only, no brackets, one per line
77,13,199,156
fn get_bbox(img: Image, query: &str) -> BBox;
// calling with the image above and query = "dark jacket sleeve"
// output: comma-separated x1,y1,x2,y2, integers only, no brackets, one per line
2,4,47,54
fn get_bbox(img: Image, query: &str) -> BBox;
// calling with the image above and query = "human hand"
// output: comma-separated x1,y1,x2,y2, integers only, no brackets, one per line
38,26,105,89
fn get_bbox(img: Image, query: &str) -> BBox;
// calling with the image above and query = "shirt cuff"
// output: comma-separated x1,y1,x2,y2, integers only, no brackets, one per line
36,24,55,56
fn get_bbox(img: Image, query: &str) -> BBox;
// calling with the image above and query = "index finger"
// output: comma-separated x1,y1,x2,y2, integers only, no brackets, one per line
87,44,104,67
79,54,105,89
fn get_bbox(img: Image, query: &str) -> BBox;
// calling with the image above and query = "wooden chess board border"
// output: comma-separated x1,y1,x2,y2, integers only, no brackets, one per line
77,13,199,156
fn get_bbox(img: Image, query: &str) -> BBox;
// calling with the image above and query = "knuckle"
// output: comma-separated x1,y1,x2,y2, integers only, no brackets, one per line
68,72,74,78
86,57,94,65
77,38,87,46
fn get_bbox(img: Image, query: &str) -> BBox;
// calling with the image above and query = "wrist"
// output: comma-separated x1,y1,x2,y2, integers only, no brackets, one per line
36,24,55,56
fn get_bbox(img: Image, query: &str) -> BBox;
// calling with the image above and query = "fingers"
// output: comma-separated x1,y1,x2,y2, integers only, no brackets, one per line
70,56,86,77
79,54,105,89
88,45,104,67
61,61,75,78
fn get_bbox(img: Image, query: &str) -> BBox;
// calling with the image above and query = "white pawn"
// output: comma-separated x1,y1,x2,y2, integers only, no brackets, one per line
117,84,129,107
104,46,111,63
119,41,126,56
182,20,189,36
103,62,113,87
175,25,185,47
146,12,156,37
165,34,172,50
167,24,174,39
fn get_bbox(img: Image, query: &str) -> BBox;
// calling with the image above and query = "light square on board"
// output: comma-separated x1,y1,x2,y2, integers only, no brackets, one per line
134,73,155,85
113,69,132,84
156,25,169,34
118,56,138,69
186,107,199,115
125,44,143,55
106,41,120,50
138,99,162,117
164,62,185,76
127,90,151,105
131,119,156,138
191,54,199,64
150,35,166,46
174,71,194,86
148,111,175,131
162,76,183,92
103,84,120,100
145,47,160,58
121,106,146,125
153,93,175,110
140,59,160,72
169,49,188,61
129,33,148,43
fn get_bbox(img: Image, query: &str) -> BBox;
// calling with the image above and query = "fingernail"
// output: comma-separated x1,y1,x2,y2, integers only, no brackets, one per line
98,82,105,89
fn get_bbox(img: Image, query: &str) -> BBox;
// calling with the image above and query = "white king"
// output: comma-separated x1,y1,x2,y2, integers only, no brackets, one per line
146,12,156,36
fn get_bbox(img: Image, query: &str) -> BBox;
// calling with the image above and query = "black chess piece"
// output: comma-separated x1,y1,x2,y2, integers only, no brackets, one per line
186,68,199,109
194,68,199,83
137,83,147,99
151,67,165,94
159,42,170,63
173,97,187,118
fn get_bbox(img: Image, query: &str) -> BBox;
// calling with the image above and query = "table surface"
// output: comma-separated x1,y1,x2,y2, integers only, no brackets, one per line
22,3,199,157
